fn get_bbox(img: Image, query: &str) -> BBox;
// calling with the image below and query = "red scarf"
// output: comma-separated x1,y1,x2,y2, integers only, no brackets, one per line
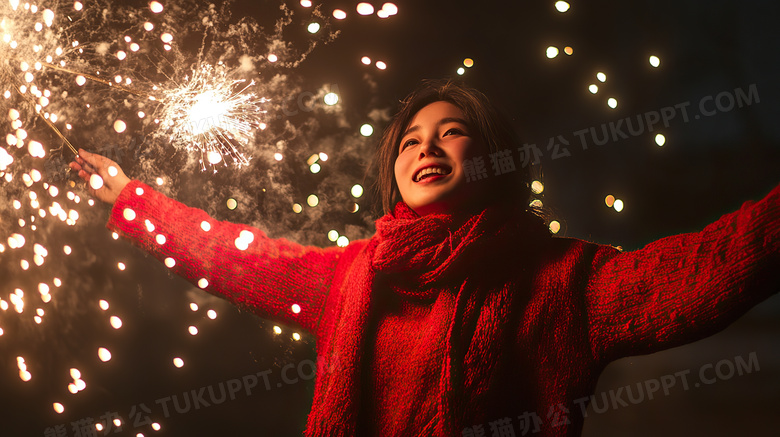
373,202,535,297
306,202,547,436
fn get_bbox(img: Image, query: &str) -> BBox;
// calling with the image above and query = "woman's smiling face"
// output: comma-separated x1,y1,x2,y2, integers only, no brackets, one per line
394,101,486,216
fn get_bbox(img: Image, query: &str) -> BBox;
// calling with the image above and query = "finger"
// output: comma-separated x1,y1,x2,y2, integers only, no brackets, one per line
76,155,100,175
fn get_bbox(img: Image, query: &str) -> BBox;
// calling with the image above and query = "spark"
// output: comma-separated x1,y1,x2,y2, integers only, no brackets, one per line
157,64,266,170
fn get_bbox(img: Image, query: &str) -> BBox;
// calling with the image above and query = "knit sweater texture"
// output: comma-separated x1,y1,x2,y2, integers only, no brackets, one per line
107,181,780,437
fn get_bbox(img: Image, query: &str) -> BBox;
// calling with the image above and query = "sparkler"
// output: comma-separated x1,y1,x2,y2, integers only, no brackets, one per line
35,60,268,171
155,63,267,171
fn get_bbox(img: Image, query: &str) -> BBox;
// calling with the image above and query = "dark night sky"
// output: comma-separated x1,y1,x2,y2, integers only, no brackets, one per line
1,0,778,436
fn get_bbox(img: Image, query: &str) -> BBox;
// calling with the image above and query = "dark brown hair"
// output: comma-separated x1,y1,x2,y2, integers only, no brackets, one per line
373,79,537,216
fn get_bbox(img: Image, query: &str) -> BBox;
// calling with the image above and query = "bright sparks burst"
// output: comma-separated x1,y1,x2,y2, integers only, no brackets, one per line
157,63,266,171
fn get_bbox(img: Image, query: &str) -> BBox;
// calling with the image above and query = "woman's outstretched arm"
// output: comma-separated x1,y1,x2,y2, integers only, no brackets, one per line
584,183,780,363
71,150,344,338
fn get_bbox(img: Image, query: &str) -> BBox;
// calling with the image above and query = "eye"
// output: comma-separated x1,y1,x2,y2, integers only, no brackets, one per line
443,127,464,137
401,138,418,150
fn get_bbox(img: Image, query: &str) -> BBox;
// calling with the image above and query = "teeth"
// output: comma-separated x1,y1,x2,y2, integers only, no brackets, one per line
415,166,448,182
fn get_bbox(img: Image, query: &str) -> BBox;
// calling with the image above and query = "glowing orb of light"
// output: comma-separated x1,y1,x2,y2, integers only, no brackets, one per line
457,67,465,75
589,84,599,94
110,316,122,329
546,46,559,59
200,221,211,232
108,165,119,177
123,208,136,221
28,141,45,158
98,348,112,362
649,55,661,67
188,326,198,335
160,33,173,43
293,333,301,341
324,92,339,105
307,195,319,207
336,236,349,247
207,310,217,319
357,3,374,15
291,304,301,314
292,203,302,213
116,51,126,60
361,56,371,65
555,1,570,12
328,230,338,242
89,174,104,190
113,120,127,133
333,9,346,19
549,220,561,234
531,180,544,194
375,61,387,70
351,184,363,198
143,22,154,31
149,1,164,13
382,3,398,15
597,72,607,82
607,98,618,109
99,300,109,310
564,46,573,55
164,257,175,268
53,403,64,414
273,326,282,334
0,147,13,171
267,54,278,62
307,23,320,34
239,230,254,243
226,198,237,210
655,134,666,146
300,0,312,6
173,358,184,368
198,278,209,289
613,199,624,212
360,124,373,136
310,163,321,173
207,150,222,164
463,58,474,68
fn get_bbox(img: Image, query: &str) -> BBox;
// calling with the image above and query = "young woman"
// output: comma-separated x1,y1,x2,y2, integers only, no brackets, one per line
70,80,779,437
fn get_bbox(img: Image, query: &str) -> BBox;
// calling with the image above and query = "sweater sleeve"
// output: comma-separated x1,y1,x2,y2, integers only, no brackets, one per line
106,180,344,338
585,183,780,362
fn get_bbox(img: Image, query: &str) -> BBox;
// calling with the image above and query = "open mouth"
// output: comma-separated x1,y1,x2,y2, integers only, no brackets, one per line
414,165,451,182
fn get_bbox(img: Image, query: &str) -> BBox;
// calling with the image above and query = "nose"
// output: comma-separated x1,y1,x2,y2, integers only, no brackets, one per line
418,138,442,159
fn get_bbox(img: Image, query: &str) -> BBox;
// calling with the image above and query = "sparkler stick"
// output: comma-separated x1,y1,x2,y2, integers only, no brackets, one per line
1,63,78,156
39,61,157,100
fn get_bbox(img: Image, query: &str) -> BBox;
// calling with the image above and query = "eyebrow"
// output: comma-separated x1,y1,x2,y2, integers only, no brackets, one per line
401,117,469,138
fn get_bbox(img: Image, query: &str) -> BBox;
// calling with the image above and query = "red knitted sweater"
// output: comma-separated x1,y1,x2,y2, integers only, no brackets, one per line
107,181,779,437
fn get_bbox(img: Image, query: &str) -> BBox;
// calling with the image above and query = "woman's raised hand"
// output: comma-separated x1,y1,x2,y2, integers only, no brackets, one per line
69,149,131,205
